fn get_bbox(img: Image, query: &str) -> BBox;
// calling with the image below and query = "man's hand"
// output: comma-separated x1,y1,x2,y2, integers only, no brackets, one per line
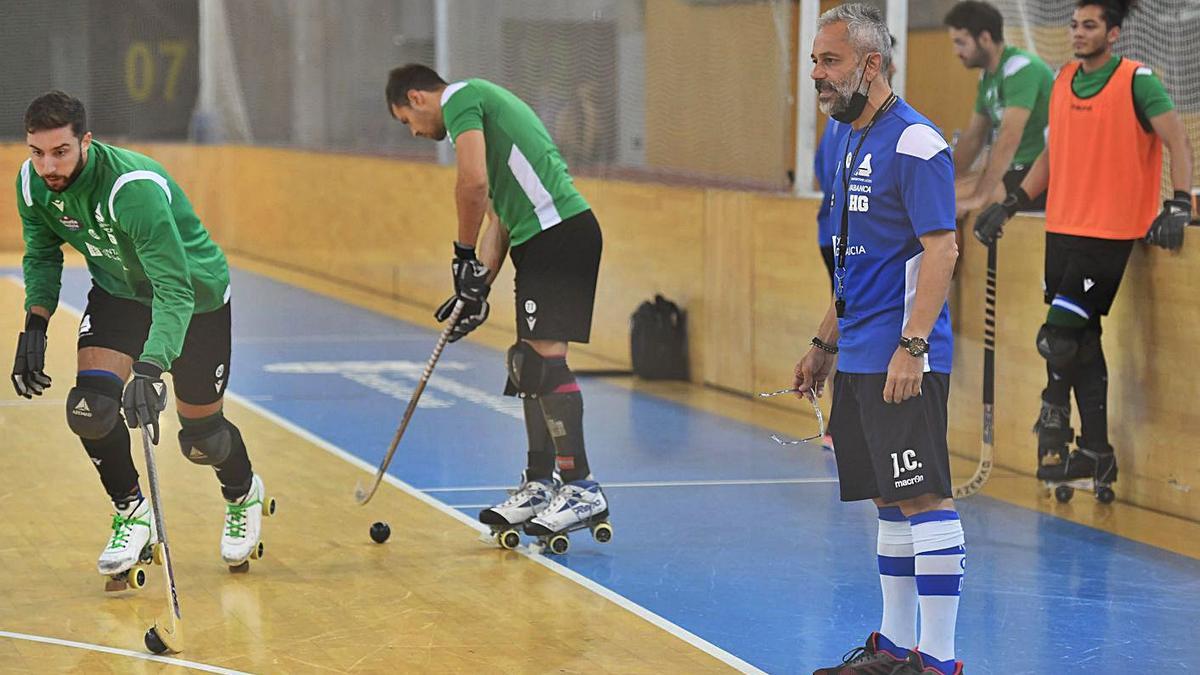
793,347,837,400
434,293,489,343
955,194,984,220
122,361,168,444
434,242,492,342
11,313,51,398
973,187,1028,246
883,347,923,404
1145,191,1190,251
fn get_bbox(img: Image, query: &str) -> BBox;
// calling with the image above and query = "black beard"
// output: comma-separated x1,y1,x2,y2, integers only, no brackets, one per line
1075,45,1107,61
44,150,87,193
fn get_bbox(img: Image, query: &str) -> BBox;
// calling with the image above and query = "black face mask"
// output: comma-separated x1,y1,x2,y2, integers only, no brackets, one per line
831,65,871,124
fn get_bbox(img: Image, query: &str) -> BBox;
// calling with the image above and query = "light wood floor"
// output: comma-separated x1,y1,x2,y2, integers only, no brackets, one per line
0,272,740,673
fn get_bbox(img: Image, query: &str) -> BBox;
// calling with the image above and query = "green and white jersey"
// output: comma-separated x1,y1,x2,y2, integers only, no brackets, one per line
441,79,590,246
17,140,230,370
974,46,1054,167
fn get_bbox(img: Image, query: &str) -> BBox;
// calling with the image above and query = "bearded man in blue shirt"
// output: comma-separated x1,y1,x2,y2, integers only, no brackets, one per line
796,5,964,675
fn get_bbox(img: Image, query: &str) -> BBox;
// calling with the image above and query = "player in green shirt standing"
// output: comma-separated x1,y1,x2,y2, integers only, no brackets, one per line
386,65,609,553
944,1,1054,216
11,91,272,586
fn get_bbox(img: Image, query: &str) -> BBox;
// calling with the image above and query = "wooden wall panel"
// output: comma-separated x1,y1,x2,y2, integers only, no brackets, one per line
2,142,1197,519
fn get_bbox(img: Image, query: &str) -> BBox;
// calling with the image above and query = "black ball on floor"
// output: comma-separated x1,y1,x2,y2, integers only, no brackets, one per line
370,521,391,544
144,626,168,654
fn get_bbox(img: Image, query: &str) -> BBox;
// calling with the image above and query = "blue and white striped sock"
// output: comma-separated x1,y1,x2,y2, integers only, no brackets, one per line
911,509,965,674
876,506,916,658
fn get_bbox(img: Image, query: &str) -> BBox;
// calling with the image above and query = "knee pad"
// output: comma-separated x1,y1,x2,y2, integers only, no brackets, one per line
66,375,124,440
505,342,550,397
1036,323,1080,368
178,415,236,466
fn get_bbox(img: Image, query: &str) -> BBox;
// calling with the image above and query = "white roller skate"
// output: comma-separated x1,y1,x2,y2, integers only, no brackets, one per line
98,496,158,592
479,472,559,549
524,479,612,555
221,474,276,572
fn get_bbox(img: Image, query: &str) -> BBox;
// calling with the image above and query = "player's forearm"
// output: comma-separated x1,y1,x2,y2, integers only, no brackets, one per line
1019,150,1050,200
477,214,509,282
27,306,51,321
953,135,983,176
903,230,958,339
973,130,1021,202
454,180,489,247
1168,134,1193,194
21,251,63,315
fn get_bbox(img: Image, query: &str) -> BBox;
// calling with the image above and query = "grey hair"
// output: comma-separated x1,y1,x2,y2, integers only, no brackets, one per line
818,3,892,74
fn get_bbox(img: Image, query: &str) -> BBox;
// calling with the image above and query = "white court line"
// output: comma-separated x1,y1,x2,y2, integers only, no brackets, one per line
224,391,767,675
2,277,767,674
0,630,249,674
424,477,838,493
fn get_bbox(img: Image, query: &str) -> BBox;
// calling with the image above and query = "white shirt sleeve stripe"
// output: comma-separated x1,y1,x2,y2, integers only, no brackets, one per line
440,81,469,106
896,124,948,161
20,160,33,207
1135,66,1153,77
108,170,172,222
1003,55,1031,78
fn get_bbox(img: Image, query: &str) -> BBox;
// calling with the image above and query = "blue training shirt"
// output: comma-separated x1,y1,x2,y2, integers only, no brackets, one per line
825,98,956,374
813,120,845,248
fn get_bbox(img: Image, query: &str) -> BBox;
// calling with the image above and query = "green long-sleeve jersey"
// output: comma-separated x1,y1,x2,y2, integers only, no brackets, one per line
16,140,230,370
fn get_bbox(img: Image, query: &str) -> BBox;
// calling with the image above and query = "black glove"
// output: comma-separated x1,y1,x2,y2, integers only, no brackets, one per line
1144,190,1190,251
973,187,1029,246
433,243,491,342
12,312,51,398
123,360,168,444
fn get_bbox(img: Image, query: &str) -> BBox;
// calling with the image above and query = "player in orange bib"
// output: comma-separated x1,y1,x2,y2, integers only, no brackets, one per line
971,0,1193,498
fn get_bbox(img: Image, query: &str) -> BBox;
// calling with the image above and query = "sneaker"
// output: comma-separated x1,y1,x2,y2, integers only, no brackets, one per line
97,496,156,575
222,474,267,564
812,633,907,674
888,650,963,674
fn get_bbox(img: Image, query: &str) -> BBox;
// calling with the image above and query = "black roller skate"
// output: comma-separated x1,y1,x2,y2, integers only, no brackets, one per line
1042,441,1117,504
1033,399,1073,476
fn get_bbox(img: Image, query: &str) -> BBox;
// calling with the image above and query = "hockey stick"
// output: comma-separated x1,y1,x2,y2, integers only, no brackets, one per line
758,387,827,445
952,241,996,498
354,300,464,505
139,424,183,655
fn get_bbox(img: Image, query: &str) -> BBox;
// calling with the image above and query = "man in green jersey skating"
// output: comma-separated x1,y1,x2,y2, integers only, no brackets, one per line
944,1,1054,216
11,91,271,584
385,65,609,553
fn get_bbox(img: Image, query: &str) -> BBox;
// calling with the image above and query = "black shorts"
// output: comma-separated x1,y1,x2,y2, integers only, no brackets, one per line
1003,165,1047,211
827,371,953,503
78,285,231,405
510,210,602,343
1043,232,1134,319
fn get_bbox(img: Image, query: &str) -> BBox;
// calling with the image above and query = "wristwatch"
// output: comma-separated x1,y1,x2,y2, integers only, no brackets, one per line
899,336,929,357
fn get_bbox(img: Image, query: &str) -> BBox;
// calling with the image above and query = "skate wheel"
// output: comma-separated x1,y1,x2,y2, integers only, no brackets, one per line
1096,486,1115,504
128,566,147,590
592,521,613,544
264,497,277,517
1054,484,1074,503
144,626,169,655
548,534,570,555
249,541,264,560
229,561,250,574
499,529,521,550
152,543,165,566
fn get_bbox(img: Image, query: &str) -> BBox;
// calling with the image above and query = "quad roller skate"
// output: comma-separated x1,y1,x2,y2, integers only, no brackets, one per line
1041,441,1117,504
1033,399,1073,474
222,474,276,573
479,471,558,550
524,480,612,555
98,496,160,592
